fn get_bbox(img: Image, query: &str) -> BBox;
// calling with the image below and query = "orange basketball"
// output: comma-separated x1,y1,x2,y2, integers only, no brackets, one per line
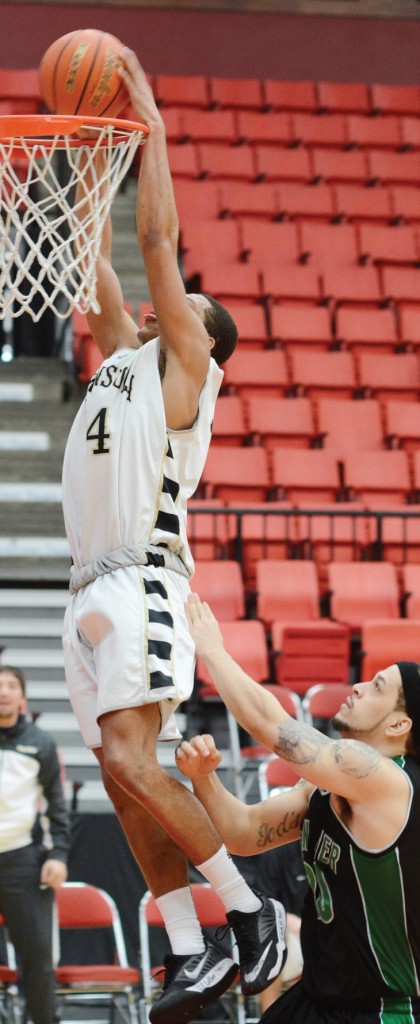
39,29,129,118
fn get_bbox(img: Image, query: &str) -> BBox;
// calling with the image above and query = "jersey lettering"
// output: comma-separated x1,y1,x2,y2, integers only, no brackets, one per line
87,363,135,401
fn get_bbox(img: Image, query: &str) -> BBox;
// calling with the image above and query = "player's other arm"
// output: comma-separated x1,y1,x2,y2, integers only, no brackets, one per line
120,51,210,399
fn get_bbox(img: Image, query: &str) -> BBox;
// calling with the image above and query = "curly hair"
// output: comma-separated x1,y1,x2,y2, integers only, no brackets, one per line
201,294,238,366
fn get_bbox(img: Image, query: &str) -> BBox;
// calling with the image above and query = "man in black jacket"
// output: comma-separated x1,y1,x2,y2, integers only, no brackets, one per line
0,664,70,1024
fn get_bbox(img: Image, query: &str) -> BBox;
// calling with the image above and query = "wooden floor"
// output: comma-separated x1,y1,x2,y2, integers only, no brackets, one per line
16,0,420,19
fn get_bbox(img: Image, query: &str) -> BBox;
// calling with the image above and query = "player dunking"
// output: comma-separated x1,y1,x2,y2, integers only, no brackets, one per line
62,49,286,1024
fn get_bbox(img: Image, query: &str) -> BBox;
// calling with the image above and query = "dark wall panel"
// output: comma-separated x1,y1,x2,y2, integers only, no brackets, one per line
0,4,419,83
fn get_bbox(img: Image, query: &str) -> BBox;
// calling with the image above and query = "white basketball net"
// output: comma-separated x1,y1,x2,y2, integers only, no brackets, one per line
0,117,147,321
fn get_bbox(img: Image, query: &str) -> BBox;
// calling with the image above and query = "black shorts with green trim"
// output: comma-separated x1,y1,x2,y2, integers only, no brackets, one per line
260,980,420,1024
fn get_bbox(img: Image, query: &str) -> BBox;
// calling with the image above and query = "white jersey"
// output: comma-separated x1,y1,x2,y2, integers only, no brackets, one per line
62,337,223,575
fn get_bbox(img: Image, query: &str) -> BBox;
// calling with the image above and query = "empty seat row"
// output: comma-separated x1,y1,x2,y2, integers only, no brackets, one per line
155,106,420,151
164,141,420,187
174,180,420,226
180,219,420,277
191,557,420,633
222,350,420,403
153,76,420,117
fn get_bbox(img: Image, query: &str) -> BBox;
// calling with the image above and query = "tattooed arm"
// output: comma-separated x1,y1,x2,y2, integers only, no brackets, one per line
185,595,407,804
175,734,312,855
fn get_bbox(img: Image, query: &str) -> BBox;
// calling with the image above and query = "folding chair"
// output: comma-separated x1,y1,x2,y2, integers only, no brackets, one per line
360,618,420,681
55,882,141,1024
258,756,301,800
302,683,353,728
0,914,21,1024
139,885,245,1024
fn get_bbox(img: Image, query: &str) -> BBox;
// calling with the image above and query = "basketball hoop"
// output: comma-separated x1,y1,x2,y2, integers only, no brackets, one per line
0,113,148,321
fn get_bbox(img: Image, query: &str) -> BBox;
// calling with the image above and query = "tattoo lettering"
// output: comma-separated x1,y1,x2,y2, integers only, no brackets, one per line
331,740,382,778
274,722,330,766
256,808,304,848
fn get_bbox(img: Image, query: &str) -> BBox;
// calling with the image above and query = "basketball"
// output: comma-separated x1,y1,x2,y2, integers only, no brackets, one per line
39,29,129,118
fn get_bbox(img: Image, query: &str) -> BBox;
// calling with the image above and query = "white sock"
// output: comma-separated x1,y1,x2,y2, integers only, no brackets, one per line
155,887,205,956
196,846,262,914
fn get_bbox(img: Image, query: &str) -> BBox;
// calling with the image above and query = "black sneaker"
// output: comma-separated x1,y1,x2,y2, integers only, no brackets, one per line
226,893,287,996
149,942,239,1024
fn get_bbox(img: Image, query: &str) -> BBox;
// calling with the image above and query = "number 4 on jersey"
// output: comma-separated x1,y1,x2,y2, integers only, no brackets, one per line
86,408,111,454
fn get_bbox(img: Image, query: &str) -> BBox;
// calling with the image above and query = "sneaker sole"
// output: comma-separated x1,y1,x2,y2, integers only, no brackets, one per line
149,963,238,1024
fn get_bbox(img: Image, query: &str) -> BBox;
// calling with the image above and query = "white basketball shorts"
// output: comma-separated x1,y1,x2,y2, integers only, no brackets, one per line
62,563,195,749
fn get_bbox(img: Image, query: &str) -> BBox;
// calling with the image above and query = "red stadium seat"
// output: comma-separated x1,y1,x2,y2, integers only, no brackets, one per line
360,618,420,680
299,222,359,267
223,302,269,348
258,756,301,799
398,304,420,348
209,76,264,111
192,560,245,620
302,683,353,726
335,307,398,354
370,84,420,117
384,400,420,454
154,73,209,108
342,450,411,505
196,619,269,690
173,180,222,222
236,111,292,145
289,349,356,400
272,620,350,694
381,267,420,305
227,502,297,587
166,142,199,179
290,113,347,147
390,187,420,224
327,561,400,631
402,564,420,618
197,142,256,181
263,79,317,112
411,452,420,501
187,500,229,561
240,220,300,265
247,396,316,449
400,117,420,150
358,224,419,266
311,148,368,184
256,558,320,628
316,397,384,454
345,114,401,149
277,182,335,222
199,263,262,302
180,219,241,272
222,348,290,399
262,264,322,303
316,81,370,114
295,502,368,576
211,395,247,446
371,507,420,568
332,184,392,223
219,181,280,220
367,150,420,187
254,145,312,183
270,303,333,350
200,445,270,502
356,352,420,402
321,266,382,307
271,448,341,503
181,108,237,143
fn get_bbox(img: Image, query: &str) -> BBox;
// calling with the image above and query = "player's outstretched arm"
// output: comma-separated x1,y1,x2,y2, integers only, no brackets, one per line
185,595,408,805
119,50,210,390
176,734,309,856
